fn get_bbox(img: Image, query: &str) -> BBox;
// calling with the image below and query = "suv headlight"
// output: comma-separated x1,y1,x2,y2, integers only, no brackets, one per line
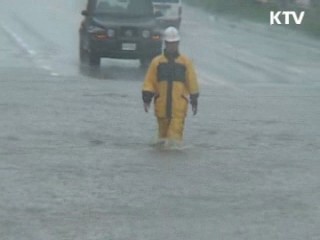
88,26,105,33
142,30,151,38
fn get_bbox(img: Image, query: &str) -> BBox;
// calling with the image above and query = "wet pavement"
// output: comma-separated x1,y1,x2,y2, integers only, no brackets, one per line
1,0,320,239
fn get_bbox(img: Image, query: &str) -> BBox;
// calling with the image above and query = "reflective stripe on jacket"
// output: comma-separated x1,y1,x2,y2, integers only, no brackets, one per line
142,53,199,118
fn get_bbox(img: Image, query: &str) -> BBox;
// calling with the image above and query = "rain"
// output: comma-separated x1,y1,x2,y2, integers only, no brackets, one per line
0,0,320,239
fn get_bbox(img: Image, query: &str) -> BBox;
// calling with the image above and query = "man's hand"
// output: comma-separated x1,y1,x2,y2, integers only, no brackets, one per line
144,102,150,113
142,91,154,113
190,93,199,116
192,103,197,115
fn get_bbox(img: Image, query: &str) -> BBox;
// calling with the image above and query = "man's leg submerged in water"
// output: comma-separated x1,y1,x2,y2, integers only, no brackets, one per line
157,118,185,145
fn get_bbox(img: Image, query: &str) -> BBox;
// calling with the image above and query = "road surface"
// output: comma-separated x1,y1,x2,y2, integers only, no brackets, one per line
1,0,320,239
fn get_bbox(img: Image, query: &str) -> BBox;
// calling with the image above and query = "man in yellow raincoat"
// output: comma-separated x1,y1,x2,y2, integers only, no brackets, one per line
142,26,199,145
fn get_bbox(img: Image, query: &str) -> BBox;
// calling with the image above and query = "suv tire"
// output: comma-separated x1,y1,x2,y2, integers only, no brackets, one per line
79,47,86,64
88,52,100,67
139,57,152,68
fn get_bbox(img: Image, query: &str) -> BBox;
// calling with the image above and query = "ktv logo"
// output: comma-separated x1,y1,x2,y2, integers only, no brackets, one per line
270,11,305,25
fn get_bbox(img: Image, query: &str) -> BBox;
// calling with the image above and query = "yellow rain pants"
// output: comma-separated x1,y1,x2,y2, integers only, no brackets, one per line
157,118,185,141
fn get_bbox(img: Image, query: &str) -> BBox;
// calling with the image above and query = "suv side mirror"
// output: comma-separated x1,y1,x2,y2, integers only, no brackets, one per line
81,10,89,16
154,11,163,18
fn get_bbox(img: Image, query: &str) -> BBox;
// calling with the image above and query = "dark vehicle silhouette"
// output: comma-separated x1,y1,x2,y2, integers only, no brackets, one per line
79,0,163,67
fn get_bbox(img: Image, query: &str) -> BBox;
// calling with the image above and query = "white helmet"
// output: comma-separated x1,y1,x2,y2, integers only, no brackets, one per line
163,26,180,42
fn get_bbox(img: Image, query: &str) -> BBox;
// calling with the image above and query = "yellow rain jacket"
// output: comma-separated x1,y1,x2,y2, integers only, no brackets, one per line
142,51,199,119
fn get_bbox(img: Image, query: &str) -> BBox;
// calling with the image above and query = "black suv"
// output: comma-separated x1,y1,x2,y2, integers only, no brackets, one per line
79,0,163,67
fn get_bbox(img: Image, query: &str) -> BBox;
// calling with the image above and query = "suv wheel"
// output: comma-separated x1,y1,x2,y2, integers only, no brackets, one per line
88,53,101,67
139,57,151,68
79,47,87,64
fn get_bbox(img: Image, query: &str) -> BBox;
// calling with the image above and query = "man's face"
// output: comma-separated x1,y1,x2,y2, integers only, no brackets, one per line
165,41,179,53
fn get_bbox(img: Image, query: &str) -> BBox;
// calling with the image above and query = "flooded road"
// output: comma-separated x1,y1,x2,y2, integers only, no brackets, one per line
1,0,320,239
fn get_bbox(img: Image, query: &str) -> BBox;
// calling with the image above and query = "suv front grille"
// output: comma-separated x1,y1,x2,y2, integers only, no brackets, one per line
120,27,138,38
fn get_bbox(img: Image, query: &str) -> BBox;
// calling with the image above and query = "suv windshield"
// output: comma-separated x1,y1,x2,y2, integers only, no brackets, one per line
94,0,154,16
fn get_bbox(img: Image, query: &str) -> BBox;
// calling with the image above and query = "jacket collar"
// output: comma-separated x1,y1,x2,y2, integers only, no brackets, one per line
164,49,180,61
